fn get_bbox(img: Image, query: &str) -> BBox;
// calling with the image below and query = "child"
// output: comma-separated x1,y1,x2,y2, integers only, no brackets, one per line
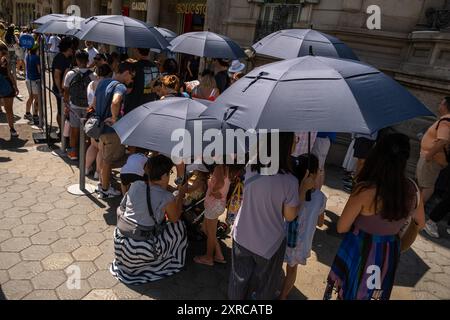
194,164,243,266
120,146,149,194
279,154,327,300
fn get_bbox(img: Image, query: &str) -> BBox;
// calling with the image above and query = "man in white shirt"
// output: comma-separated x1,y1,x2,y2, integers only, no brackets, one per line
47,34,60,68
84,41,98,69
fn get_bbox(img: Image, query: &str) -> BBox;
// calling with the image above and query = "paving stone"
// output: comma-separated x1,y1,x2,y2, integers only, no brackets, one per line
29,182,51,191
426,252,450,267
0,201,13,212
11,224,39,238
0,237,32,252
0,192,21,202
20,245,52,261
54,199,77,209
14,177,35,186
412,239,435,252
39,219,66,232
419,281,450,300
83,221,109,233
13,197,37,207
102,229,114,240
0,179,13,187
4,207,31,218
72,261,98,280
6,184,30,193
87,270,118,289
113,283,142,300
70,204,96,215
50,179,71,188
87,211,106,221
8,261,43,280
30,231,59,245
47,208,73,220
20,190,39,198
50,238,81,253
42,253,74,271
30,203,55,213
73,246,102,261
64,214,90,226
98,239,114,253
78,233,105,246
21,213,48,225
58,226,86,239
434,245,450,260
31,270,67,289
56,279,92,300
2,280,33,299
37,194,60,204
35,175,55,183
434,273,450,289
0,269,9,283
0,230,12,244
0,217,22,230
94,253,114,270
23,290,59,300
0,252,21,269
83,289,118,300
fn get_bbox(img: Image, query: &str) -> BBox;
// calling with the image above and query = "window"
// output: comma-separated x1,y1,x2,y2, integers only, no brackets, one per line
255,1,304,41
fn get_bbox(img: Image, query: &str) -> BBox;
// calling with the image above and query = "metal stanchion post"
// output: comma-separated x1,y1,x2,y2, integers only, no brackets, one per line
60,98,66,153
67,117,96,195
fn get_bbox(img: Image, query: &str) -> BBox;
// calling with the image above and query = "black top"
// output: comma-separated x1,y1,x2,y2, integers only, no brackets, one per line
123,59,160,115
215,70,230,94
51,53,72,92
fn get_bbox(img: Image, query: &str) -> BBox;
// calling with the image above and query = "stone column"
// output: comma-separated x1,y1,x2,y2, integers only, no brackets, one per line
146,0,160,25
52,0,62,14
90,0,101,16
111,0,122,15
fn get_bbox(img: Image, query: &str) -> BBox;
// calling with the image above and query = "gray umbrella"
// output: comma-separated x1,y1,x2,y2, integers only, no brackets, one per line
72,15,170,50
35,16,86,36
201,55,433,134
34,14,68,25
112,98,243,163
253,29,359,61
155,27,177,42
169,31,246,59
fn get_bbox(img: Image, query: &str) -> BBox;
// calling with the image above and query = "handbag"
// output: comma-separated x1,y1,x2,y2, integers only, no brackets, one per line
116,183,167,241
226,180,243,225
84,82,120,139
399,179,421,253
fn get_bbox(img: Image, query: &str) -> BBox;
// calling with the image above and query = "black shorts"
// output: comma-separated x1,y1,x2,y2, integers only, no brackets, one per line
353,137,376,159
120,173,145,186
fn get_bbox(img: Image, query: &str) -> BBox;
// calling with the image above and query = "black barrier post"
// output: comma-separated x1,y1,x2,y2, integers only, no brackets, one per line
67,117,96,195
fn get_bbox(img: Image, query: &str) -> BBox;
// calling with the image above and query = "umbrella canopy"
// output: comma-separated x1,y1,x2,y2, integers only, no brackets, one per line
253,29,359,61
169,31,246,59
35,16,86,36
72,15,170,50
113,98,243,162
34,14,68,25
155,27,177,42
201,56,433,134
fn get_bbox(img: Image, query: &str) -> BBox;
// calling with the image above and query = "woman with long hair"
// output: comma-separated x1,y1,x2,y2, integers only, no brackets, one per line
191,69,219,101
324,133,425,300
0,41,19,137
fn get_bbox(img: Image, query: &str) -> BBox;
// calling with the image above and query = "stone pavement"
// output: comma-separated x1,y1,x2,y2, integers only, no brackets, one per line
1,79,450,300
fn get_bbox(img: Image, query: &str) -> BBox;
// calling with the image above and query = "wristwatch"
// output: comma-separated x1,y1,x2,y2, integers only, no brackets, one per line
174,176,184,186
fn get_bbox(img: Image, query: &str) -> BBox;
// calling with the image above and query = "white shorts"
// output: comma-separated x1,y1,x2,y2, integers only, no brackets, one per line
204,201,226,220
312,137,331,169
26,80,41,95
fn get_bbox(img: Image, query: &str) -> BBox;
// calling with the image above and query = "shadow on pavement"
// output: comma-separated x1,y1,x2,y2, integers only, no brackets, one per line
0,136,29,152
0,156,12,162
395,249,430,287
0,286,6,300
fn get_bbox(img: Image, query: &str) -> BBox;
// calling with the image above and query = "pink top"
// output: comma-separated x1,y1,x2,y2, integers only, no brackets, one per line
204,167,230,209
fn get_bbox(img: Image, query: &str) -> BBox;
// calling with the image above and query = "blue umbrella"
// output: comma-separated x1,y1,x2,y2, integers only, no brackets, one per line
35,16,86,36
155,27,177,42
73,15,170,50
201,55,433,134
169,31,246,59
253,29,359,61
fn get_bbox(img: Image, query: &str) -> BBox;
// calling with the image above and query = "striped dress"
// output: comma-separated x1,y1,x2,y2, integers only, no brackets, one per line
110,220,188,285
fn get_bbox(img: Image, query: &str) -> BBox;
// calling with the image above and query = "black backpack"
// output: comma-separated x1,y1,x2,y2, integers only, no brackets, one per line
69,69,93,108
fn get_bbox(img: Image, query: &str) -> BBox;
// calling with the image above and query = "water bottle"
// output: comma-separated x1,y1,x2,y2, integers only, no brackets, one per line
287,217,299,248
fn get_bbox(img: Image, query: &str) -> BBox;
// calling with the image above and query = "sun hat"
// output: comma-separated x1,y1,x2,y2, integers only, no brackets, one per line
228,59,245,73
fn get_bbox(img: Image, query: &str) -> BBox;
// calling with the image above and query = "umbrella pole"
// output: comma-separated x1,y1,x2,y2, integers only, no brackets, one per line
306,132,312,202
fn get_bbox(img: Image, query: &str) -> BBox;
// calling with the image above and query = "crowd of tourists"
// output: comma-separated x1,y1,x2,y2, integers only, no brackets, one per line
1,21,449,300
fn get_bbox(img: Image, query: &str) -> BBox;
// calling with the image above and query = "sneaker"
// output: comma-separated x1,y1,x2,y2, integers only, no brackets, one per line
67,150,79,161
24,113,33,121
97,186,122,199
424,220,439,238
32,115,39,125
10,128,18,137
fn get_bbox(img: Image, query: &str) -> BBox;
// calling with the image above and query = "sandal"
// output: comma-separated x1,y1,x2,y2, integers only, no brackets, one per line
193,256,214,266
214,258,227,264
